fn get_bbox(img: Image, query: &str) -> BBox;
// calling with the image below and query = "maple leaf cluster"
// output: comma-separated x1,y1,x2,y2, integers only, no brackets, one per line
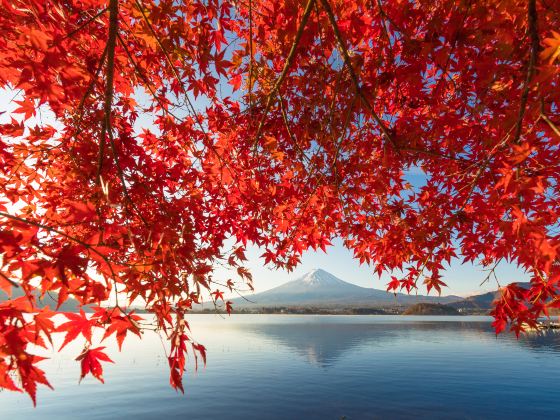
1,0,560,404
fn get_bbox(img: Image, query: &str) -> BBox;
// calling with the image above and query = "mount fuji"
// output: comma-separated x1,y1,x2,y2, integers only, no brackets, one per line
230,268,462,308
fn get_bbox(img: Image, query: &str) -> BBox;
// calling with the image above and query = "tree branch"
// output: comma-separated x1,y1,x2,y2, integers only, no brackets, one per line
97,0,119,184
319,0,399,153
513,0,539,144
248,0,254,115
0,211,113,269
253,0,316,147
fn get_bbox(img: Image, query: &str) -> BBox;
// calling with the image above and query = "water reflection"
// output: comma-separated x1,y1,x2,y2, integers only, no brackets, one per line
245,323,398,367
244,320,560,367
518,329,560,353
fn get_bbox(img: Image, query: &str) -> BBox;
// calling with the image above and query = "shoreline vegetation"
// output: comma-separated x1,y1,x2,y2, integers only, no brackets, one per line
190,303,483,316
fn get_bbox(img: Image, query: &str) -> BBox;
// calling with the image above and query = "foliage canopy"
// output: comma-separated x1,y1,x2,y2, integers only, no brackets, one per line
1,0,560,403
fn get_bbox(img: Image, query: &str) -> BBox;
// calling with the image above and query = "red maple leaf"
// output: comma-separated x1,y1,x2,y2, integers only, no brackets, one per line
76,347,114,384
102,312,143,350
56,310,95,351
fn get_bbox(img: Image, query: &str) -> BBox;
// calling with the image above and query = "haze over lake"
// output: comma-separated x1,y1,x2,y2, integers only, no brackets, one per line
1,315,559,419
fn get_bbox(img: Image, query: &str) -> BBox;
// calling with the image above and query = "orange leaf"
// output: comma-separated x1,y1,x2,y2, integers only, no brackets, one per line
541,31,560,64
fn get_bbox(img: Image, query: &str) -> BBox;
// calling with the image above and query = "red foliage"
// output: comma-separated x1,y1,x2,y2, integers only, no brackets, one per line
76,347,113,384
1,0,560,404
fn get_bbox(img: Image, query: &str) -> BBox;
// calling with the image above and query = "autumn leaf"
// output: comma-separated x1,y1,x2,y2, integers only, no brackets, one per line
56,310,95,351
0,272,15,295
386,276,400,294
33,309,55,347
17,356,53,406
28,29,51,51
423,277,447,296
76,347,114,384
13,100,36,120
228,73,242,91
211,290,224,301
101,312,143,350
192,343,207,370
0,362,20,394
541,31,560,64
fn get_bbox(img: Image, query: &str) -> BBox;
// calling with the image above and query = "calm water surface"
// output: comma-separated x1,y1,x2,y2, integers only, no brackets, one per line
1,315,559,419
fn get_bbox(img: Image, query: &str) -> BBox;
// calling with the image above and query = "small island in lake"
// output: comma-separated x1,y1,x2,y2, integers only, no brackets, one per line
403,303,460,316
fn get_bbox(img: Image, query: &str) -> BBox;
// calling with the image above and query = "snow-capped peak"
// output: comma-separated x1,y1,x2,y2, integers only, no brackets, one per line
299,269,345,286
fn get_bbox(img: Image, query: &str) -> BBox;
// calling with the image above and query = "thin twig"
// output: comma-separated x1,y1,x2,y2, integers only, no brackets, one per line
539,98,560,138
278,95,311,163
60,8,109,42
0,271,19,288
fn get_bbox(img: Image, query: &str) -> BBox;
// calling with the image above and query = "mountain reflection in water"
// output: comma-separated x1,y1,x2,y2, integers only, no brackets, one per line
244,318,560,367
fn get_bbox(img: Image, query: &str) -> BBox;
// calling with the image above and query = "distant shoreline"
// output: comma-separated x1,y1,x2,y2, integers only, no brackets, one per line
188,311,474,316
189,305,488,316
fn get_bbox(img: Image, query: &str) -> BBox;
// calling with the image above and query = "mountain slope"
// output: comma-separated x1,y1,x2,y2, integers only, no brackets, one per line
231,269,462,308
450,282,531,311
448,291,498,311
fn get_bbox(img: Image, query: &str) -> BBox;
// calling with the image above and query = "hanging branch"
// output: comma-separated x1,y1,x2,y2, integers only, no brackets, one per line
97,0,119,183
512,0,539,145
252,0,316,148
248,0,254,114
96,0,148,226
318,0,399,153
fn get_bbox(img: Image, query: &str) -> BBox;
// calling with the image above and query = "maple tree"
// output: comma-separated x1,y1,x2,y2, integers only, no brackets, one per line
1,0,560,404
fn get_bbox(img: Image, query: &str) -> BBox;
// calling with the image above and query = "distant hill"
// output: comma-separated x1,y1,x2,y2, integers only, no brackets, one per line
449,291,498,311
403,303,460,315
0,287,90,312
449,282,531,312
224,269,462,310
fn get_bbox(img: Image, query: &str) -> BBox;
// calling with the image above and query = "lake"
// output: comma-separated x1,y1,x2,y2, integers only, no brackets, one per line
1,315,559,419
